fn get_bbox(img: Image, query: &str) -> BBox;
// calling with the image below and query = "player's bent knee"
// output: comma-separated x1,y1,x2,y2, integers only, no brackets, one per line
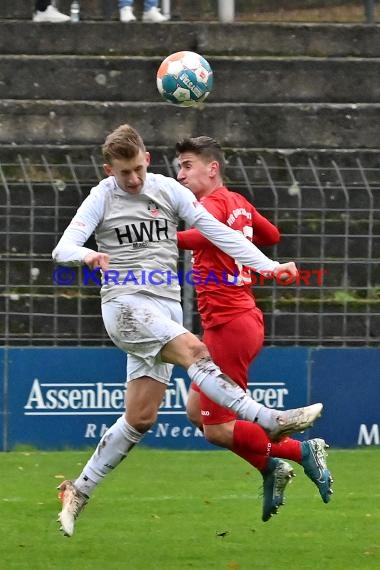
161,333,209,367
186,391,202,428
178,334,208,360
190,340,209,361
203,427,229,448
186,408,202,429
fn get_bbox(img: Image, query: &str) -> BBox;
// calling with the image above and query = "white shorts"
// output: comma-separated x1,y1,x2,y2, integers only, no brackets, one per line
102,293,187,385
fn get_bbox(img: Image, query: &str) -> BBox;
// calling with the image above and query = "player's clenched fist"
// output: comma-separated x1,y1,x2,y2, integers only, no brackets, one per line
83,252,110,271
274,261,298,283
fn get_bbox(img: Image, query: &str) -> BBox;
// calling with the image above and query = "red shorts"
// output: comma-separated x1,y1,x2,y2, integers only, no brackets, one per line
192,307,264,425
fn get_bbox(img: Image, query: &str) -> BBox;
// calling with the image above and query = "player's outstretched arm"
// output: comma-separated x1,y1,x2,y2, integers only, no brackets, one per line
170,179,295,273
177,229,212,250
191,209,282,272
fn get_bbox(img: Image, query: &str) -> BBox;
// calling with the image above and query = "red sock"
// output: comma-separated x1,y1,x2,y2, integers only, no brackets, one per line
232,420,302,465
232,437,268,471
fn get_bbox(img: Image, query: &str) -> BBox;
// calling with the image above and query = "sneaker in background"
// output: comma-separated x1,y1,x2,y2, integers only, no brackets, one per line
119,6,137,22
33,4,70,22
142,7,169,22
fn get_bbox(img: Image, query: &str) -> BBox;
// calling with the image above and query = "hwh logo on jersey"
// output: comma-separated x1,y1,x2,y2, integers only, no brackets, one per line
114,219,169,244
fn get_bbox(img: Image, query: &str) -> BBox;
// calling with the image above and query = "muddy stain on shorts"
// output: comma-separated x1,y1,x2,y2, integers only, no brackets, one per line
117,306,139,335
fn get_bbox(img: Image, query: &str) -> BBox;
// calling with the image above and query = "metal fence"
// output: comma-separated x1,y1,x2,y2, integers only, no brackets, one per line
1,150,379,347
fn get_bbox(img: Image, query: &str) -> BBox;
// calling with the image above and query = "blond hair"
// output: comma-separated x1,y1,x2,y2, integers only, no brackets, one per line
102,124,146,163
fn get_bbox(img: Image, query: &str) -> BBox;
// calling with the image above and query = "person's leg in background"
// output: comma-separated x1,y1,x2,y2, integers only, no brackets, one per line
118,0,137,22
33,0,70,22
118,0,169,22
142,0,169,22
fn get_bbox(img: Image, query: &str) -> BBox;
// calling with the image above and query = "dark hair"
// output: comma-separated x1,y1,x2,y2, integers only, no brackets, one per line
175,136,226,176
102,124,146,163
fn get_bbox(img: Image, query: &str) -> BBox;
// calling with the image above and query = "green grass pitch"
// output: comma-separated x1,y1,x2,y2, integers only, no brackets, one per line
0,447,379,570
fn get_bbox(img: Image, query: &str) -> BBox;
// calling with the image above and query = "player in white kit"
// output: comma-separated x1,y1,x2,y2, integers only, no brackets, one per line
53,124,323,536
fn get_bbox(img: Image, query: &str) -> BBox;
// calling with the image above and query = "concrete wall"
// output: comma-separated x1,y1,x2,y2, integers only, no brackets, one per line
1,99,378,148
0,18,379,149
1,21,380,56
0,1,364,21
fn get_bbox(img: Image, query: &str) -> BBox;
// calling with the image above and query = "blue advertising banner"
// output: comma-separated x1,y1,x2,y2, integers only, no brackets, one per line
7,347,126,450
309,348,380,448
248,347,310,410
4,346,310,451
5,346,379,450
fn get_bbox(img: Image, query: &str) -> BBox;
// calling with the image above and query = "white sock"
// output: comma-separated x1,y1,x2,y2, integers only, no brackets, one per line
187,357,275,426
74,416,143,496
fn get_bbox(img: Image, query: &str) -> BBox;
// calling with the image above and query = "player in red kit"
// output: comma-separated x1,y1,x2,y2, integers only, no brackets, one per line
176,137,333,521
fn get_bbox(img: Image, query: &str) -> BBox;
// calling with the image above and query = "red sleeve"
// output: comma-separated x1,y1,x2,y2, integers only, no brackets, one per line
177,229,213,250
177,194,226,251
252,209,280,246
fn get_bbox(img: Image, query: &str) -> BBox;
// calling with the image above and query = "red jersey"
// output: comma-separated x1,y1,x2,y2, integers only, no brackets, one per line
177,186,280,329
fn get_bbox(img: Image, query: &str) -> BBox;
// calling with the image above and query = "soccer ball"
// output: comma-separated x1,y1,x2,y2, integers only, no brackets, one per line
156,51,213,107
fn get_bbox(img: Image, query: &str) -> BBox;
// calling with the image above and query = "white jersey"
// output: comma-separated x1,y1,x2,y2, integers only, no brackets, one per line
53,173,279,302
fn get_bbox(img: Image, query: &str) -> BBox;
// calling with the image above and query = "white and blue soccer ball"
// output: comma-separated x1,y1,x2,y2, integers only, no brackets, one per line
156,51,213,107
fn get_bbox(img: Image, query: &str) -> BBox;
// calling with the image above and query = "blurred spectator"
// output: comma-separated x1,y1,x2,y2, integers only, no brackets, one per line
119,1,168,23
33,1,70,22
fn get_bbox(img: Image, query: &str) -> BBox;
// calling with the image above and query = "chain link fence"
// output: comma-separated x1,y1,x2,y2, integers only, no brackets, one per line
1,149,379,347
